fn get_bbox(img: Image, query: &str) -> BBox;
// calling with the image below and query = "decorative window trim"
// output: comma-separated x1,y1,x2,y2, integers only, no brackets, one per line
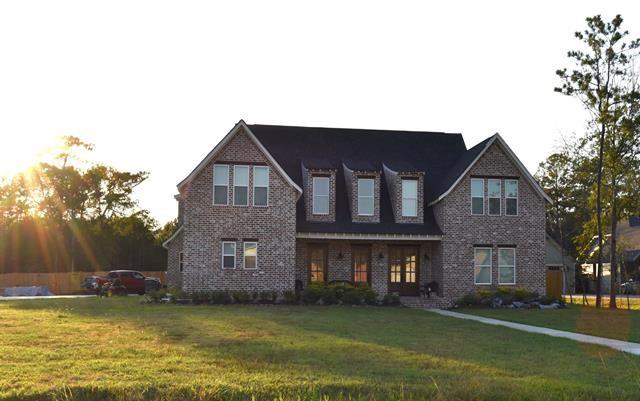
243,242,258,269
474,247,492,285
498,247,516,285
471,178,485,215
357,177,375,216
401,178,418,217
233,165,250,206
213,164,229,206
312,176,330,215
505,179,519,216
488,179,501,216
253,166,269,207
221,241,236,269
179,252,184,273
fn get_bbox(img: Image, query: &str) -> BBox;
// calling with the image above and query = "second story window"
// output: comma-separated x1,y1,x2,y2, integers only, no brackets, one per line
213,164,229,205
233,165,249,206
253,166,269,207
488,179,501,216
471,178,484,215
401,179,418,217
179,252,184,272
505,179,518,216
357,178,374,216
312,176,330,215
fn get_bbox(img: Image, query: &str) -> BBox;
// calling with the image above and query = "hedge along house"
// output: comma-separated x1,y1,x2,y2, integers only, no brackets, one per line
163,120,550,306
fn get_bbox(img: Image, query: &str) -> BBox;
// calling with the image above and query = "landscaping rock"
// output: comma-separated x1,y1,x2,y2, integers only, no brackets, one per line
539,303,560,310
512,301,525,309
490,297,503,308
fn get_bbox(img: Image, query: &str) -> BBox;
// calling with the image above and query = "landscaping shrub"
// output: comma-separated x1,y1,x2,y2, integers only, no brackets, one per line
190,291,211,305
281,290,299,305
341,288,364,305
456,288,559,309
321,287,339,305
232,290,252,304
383,293,401,306
359,285,378,305
206,290,232,304
301,284,326,304
259,290,279,304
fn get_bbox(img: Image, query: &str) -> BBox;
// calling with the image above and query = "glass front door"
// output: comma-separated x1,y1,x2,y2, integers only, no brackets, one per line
388,246,419,296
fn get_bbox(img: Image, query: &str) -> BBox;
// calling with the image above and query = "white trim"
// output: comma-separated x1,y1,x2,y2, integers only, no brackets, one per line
470,178,485,215
312,176,330,215
498,247,516,285
253,166,269,207
233,165,250,206
474,247,492,285
243,241,258,269
221,241,236,269
296,232,442,241
213,164,230,206
505,179,519,216
162,225,183,249
357,177,375,216
429,134,552,206
488,178,501,216
177,120,302,197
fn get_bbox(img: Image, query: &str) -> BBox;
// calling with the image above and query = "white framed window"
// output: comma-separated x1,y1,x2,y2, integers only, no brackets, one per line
222,241,236,269
401,179,418,217
471,178,484,215
233,165,249,206
505,180,518,216
312,176,330,215
357,178,375,216
253,166,269,207
243,242,258,269
179,252,184,272
498,248,516,284
474,247,492,285
213,165,229,205
488,179,501,216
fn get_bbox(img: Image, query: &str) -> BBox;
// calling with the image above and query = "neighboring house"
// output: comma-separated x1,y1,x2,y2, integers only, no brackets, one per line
545,233,576,294
163,120,550,305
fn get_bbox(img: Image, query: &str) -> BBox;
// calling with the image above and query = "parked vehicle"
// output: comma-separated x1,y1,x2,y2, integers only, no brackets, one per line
81,270,161,295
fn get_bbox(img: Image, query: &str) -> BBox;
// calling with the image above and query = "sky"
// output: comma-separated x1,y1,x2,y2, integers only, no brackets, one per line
1,1,639,224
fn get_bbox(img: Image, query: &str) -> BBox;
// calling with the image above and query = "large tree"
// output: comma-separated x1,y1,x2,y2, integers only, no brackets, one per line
555,14,640,307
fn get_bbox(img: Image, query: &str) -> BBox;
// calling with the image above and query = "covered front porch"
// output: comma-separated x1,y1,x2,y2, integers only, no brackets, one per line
295,233,443,299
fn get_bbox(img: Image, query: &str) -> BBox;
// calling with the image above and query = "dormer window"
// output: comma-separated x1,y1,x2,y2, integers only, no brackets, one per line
312,176,330,215
401,179,418,217
357,178,375,216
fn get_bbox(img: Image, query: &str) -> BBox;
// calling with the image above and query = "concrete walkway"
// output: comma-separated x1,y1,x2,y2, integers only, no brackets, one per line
0,295,97,301
427,309,640,356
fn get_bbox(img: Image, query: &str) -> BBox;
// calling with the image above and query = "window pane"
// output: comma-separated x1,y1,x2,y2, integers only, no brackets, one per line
254,167,268,187
471,179,484,197
474,249,491,266
313,177,329,196
234,186,248,205
223,256,235,268
254,187,268,206
223,242,235,255
489,198,500,215
506,198,517,216
505,180,518,198
214,186,228,205
402,198,417,217
313,195,329,214
475,266,491,284
234,166,249,186
244,243,257,257
402,179,417,198
472,197,484,215
488,180,501,198
358,197,374,216
498,248,515,267
358,178,374,197
499,267,515,284
214,165,229,186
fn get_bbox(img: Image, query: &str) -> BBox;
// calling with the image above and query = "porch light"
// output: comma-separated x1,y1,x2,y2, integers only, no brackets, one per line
337,252,344,260
378,252,384,260
424,253,430,260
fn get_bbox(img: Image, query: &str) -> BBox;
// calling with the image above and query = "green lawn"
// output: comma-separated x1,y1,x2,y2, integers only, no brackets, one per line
460,304,640,343
2,298,640,400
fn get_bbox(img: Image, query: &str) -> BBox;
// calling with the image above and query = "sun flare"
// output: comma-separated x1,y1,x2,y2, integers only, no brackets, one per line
0,136,64,179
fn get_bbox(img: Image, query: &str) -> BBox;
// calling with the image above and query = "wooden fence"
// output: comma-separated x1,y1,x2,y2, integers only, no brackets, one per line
0,271,166,295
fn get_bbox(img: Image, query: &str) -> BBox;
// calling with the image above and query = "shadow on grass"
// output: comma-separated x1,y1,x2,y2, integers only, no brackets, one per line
3,298,640,400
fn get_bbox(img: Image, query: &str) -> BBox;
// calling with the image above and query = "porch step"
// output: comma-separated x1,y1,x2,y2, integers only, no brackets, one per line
400,296,451,309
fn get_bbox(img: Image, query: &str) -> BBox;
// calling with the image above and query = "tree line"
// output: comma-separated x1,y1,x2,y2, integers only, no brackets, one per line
0,136,176,273
537,14,640,308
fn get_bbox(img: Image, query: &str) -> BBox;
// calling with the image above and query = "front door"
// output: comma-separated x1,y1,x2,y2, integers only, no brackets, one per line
388,246,419,296
308,244,328,284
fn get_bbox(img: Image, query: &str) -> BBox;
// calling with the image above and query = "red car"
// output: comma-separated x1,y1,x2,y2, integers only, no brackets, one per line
81,270,161,295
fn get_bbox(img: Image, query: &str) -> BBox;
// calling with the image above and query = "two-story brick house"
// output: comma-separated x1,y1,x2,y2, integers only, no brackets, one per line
163,120,550,306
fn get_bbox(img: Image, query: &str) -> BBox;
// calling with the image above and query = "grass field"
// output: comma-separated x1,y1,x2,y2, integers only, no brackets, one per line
2,298,640,400
461,303,640,343
565,294,640,310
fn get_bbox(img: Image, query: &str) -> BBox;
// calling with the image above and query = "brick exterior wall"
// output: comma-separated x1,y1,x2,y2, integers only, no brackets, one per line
178,127,298,293
166,229,183,288
302,165,337,223
432,141,546,301
344,166,382,223
383,165,424,224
